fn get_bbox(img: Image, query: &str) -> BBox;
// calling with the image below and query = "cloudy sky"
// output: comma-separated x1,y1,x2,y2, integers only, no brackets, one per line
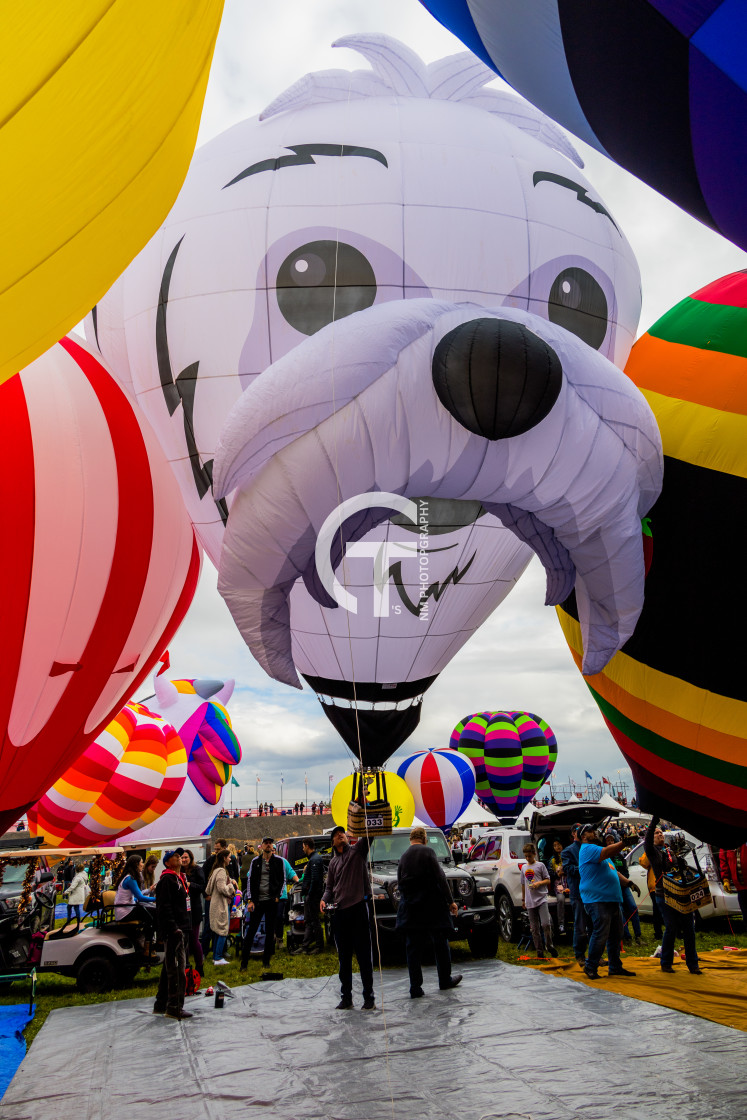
138,0,746,810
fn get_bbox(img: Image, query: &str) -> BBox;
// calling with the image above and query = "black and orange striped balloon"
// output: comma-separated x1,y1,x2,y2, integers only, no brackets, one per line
558,272,747,846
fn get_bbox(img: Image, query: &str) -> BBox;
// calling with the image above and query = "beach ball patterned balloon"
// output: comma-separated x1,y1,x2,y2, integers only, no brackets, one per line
397,748,476,830
28,701,187,846
450,711,557,817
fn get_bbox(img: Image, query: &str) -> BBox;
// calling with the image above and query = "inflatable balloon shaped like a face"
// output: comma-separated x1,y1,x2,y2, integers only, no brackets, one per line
120,674,241,841
90,34,642,567
92,36,660,767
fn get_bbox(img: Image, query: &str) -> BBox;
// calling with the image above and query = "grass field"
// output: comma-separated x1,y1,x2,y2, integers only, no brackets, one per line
2,915,744,1048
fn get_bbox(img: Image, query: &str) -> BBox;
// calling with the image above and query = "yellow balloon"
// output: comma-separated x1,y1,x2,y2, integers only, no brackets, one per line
0,0,224,384
330,772,415,830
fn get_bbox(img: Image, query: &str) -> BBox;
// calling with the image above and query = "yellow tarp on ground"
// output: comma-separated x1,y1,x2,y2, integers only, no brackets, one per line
530,950,747,1032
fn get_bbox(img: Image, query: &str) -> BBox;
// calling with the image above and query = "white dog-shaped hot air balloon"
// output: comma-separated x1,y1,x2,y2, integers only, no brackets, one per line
90,36,662,766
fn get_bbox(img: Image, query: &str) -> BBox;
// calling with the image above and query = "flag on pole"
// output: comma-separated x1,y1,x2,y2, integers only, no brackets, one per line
602,776,610,785
585,771,593,781
231,776,240,788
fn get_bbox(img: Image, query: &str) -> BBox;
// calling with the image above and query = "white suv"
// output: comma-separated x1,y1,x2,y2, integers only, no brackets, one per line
465,803,626,941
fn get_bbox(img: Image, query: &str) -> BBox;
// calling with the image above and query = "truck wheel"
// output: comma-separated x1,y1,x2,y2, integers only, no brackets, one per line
467,927,499,959
76,954,116,993
496,893,517,942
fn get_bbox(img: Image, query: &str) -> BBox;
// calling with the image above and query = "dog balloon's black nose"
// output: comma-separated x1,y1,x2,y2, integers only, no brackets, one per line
431,318,562,439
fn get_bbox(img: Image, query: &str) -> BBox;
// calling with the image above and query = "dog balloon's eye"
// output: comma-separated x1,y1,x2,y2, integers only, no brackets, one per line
276,240,376,335
548,267,608,349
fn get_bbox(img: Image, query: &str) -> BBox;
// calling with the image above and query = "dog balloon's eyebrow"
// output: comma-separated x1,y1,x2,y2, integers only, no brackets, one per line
223,143,388,188
533,171,619,231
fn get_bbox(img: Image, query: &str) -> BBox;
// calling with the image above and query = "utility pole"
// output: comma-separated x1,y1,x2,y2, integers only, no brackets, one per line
256,773,260,811
280,771,284,811
304,771,308,812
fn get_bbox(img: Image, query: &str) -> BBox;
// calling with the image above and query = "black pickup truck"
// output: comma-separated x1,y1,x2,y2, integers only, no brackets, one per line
368,828,498,958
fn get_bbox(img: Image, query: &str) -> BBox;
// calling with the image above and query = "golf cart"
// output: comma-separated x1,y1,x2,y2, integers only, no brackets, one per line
0,847,162,994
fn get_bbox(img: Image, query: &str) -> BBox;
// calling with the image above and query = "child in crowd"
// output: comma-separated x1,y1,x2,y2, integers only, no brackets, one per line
521,843,556,958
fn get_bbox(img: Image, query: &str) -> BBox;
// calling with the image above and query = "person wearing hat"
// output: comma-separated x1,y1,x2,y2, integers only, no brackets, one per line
154,848,192,1019
561,824,590,965
240,837,286,971
578,826,636,981
321,826,375,1010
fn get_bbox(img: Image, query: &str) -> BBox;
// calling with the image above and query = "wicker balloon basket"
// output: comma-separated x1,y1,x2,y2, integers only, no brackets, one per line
347,770,393,837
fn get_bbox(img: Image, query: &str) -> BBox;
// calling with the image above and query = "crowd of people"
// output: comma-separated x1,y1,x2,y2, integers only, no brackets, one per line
216,801,329,819
51,816,747,1021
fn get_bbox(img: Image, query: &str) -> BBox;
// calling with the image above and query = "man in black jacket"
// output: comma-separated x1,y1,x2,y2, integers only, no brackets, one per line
154,848,191,1020
395,826,462,998
321,826,374,1010
240,837,285,970
293,840,325,955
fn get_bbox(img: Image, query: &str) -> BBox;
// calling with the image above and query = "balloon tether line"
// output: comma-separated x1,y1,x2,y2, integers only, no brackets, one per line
325,71,396,1120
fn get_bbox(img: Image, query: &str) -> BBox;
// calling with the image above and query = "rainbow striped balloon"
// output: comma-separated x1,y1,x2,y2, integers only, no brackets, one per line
178,695,241,806
558,271,747,846
450,711,557,817
397,748,476,830
28,701,187,846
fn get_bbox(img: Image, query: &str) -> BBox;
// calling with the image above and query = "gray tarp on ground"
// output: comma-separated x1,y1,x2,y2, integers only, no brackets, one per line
2,962,745,1120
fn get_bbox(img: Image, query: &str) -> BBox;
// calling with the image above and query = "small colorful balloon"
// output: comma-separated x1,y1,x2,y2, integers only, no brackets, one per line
397,748,476,831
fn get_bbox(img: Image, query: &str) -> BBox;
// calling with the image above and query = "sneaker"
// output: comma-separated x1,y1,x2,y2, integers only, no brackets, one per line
545,944,557,957
335,998,353,1010
439,974,463,991
583,967,600,980
410,988,424,999
164,1009,193,1020
362,997,376,1010
575,957,587,967
689,967,703,975
214,959,230,966
661,964,675,973
609,967,636,977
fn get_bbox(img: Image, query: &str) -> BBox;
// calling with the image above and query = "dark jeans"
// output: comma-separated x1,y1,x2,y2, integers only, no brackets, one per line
570,895,589,960
332,900,374,1001
275,898,288,943
200,913,213,957
301,893,324,951
187,925,204,972
155,929,187,1013
586,901,623,974
66,904,82,922
621,886,642,939
241,899,278,967
658,894,698,970
405,927,452,994
651,893,664,938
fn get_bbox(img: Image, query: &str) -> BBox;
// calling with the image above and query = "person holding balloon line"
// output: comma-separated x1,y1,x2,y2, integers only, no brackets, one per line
321,826,375,1011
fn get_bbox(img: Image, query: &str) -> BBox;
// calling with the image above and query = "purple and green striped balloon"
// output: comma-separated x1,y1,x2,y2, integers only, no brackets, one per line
451,710,557,817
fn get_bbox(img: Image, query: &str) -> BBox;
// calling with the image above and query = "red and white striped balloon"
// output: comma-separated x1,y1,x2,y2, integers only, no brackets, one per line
0,335,200,831
397,748,477,830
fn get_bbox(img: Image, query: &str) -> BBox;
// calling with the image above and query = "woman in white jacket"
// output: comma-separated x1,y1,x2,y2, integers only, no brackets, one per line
63,862,88,926
206,849,237,965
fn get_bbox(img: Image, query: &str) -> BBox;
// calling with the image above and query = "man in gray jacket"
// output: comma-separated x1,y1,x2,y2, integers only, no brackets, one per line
396,826,462,998
321,826,374,1010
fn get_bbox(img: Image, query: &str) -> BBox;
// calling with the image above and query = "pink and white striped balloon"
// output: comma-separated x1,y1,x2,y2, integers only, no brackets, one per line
0,335,200,832
397,748,476,830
